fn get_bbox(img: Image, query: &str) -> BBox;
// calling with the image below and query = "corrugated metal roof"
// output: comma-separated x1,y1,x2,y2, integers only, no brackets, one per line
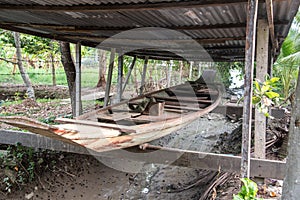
0,0,298,61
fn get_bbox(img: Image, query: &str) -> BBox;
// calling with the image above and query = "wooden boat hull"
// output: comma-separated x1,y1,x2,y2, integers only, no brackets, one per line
0,82,221,153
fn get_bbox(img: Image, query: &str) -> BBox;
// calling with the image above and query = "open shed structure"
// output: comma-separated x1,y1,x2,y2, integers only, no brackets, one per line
0,0,299,180
0,0,298,61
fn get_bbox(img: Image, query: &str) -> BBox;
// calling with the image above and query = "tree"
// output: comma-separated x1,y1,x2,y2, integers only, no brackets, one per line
96,49,107,88
282,67,300,199
13,32,35,100
60,41,79,115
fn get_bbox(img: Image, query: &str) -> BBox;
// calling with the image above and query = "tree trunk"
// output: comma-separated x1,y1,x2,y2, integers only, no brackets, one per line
60,41,77,115
50,41,56,86
96,49,107,88
13,32,35,100
282,69,300,199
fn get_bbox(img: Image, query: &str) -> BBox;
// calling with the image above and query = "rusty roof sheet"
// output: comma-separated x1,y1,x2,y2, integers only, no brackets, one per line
0,0,299,61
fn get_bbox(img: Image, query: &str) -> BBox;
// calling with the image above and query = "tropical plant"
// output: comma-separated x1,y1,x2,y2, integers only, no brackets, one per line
273,9,300,102
233,178,262,200
252,76,280,117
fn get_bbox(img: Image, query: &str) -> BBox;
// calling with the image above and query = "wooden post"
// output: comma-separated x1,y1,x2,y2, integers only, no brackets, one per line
282,68,300,198
179,61,183,83
254,19,269,159
104,48,115,107
241,0,258,178
167,60,172,87
122,56,136,94
75,42,82,117
189,61,193,80
116,52,123,103
140,56,148,95
197,62,201,78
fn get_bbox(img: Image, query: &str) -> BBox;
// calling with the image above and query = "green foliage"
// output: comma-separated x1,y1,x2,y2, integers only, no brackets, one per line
233,178,262,200
215,62,244,88
252,76,280,117
273,10,300,101
0,144,58,194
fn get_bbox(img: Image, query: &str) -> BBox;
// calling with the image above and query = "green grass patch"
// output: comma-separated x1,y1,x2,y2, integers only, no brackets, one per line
0,63,99,87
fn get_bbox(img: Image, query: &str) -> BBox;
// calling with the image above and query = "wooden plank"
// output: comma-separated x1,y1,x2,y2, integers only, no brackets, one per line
153,95,213,104
104,48,115,107
140,56,148,95
242,0,259,178
0,130,286,180
53,124,121,139
55,118,136,133
254,19,269,159
164,105,201,111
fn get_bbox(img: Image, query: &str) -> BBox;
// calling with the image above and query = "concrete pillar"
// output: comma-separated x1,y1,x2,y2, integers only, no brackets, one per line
254,19,269,159
75,42,82,117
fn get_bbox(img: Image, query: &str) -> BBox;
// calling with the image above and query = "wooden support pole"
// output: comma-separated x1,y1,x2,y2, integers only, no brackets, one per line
104,48,115,107
197,62,201,78
75,42,82,117
254,19,269,159
116,52,123,103
241,0,258,178
265,0,278,50
189,61,193,80
282,69,300,198
167,60,172,87
140,56,149,95
122,56,136,94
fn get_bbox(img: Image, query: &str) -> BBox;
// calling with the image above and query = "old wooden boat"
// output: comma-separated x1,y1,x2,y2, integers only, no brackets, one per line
0,81,221,153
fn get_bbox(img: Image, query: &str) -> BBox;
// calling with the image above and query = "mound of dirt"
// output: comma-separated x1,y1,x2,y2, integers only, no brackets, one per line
0,84,69,100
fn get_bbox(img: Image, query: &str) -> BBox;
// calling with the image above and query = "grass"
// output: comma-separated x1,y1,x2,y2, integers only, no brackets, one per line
0,63,100,88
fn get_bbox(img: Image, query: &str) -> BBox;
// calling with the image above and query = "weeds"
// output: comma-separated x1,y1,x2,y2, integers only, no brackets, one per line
0,143,59,194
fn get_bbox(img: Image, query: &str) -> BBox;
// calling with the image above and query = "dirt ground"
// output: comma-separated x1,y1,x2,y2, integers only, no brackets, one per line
0,86,287,200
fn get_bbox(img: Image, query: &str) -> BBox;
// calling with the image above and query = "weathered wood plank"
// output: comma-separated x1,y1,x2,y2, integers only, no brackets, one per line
0,130,286,180
242,0,258,178
55,118,136,133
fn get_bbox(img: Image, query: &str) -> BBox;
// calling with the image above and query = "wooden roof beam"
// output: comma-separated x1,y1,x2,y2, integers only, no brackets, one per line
0,0,284,12
265,0,278,51
8,20,288,32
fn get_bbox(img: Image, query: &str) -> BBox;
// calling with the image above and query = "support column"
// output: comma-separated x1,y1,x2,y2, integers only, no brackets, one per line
140,56,149,95
254,19,269,159
189,61,193,80
122,56,136,94
241,0,258,178
104,48,115,107
116,52,123,103
75,42,82,117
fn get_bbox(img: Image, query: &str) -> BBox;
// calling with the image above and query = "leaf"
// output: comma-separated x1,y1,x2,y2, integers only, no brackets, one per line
269,77,280,83
254,81,261,92
261,85,270,93
252,96,261,104
265,91,280,99
233,194,244,200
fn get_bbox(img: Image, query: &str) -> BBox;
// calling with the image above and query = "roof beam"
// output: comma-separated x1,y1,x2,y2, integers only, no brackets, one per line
9,22,247,32
7,20,288,32
0,0,278,12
